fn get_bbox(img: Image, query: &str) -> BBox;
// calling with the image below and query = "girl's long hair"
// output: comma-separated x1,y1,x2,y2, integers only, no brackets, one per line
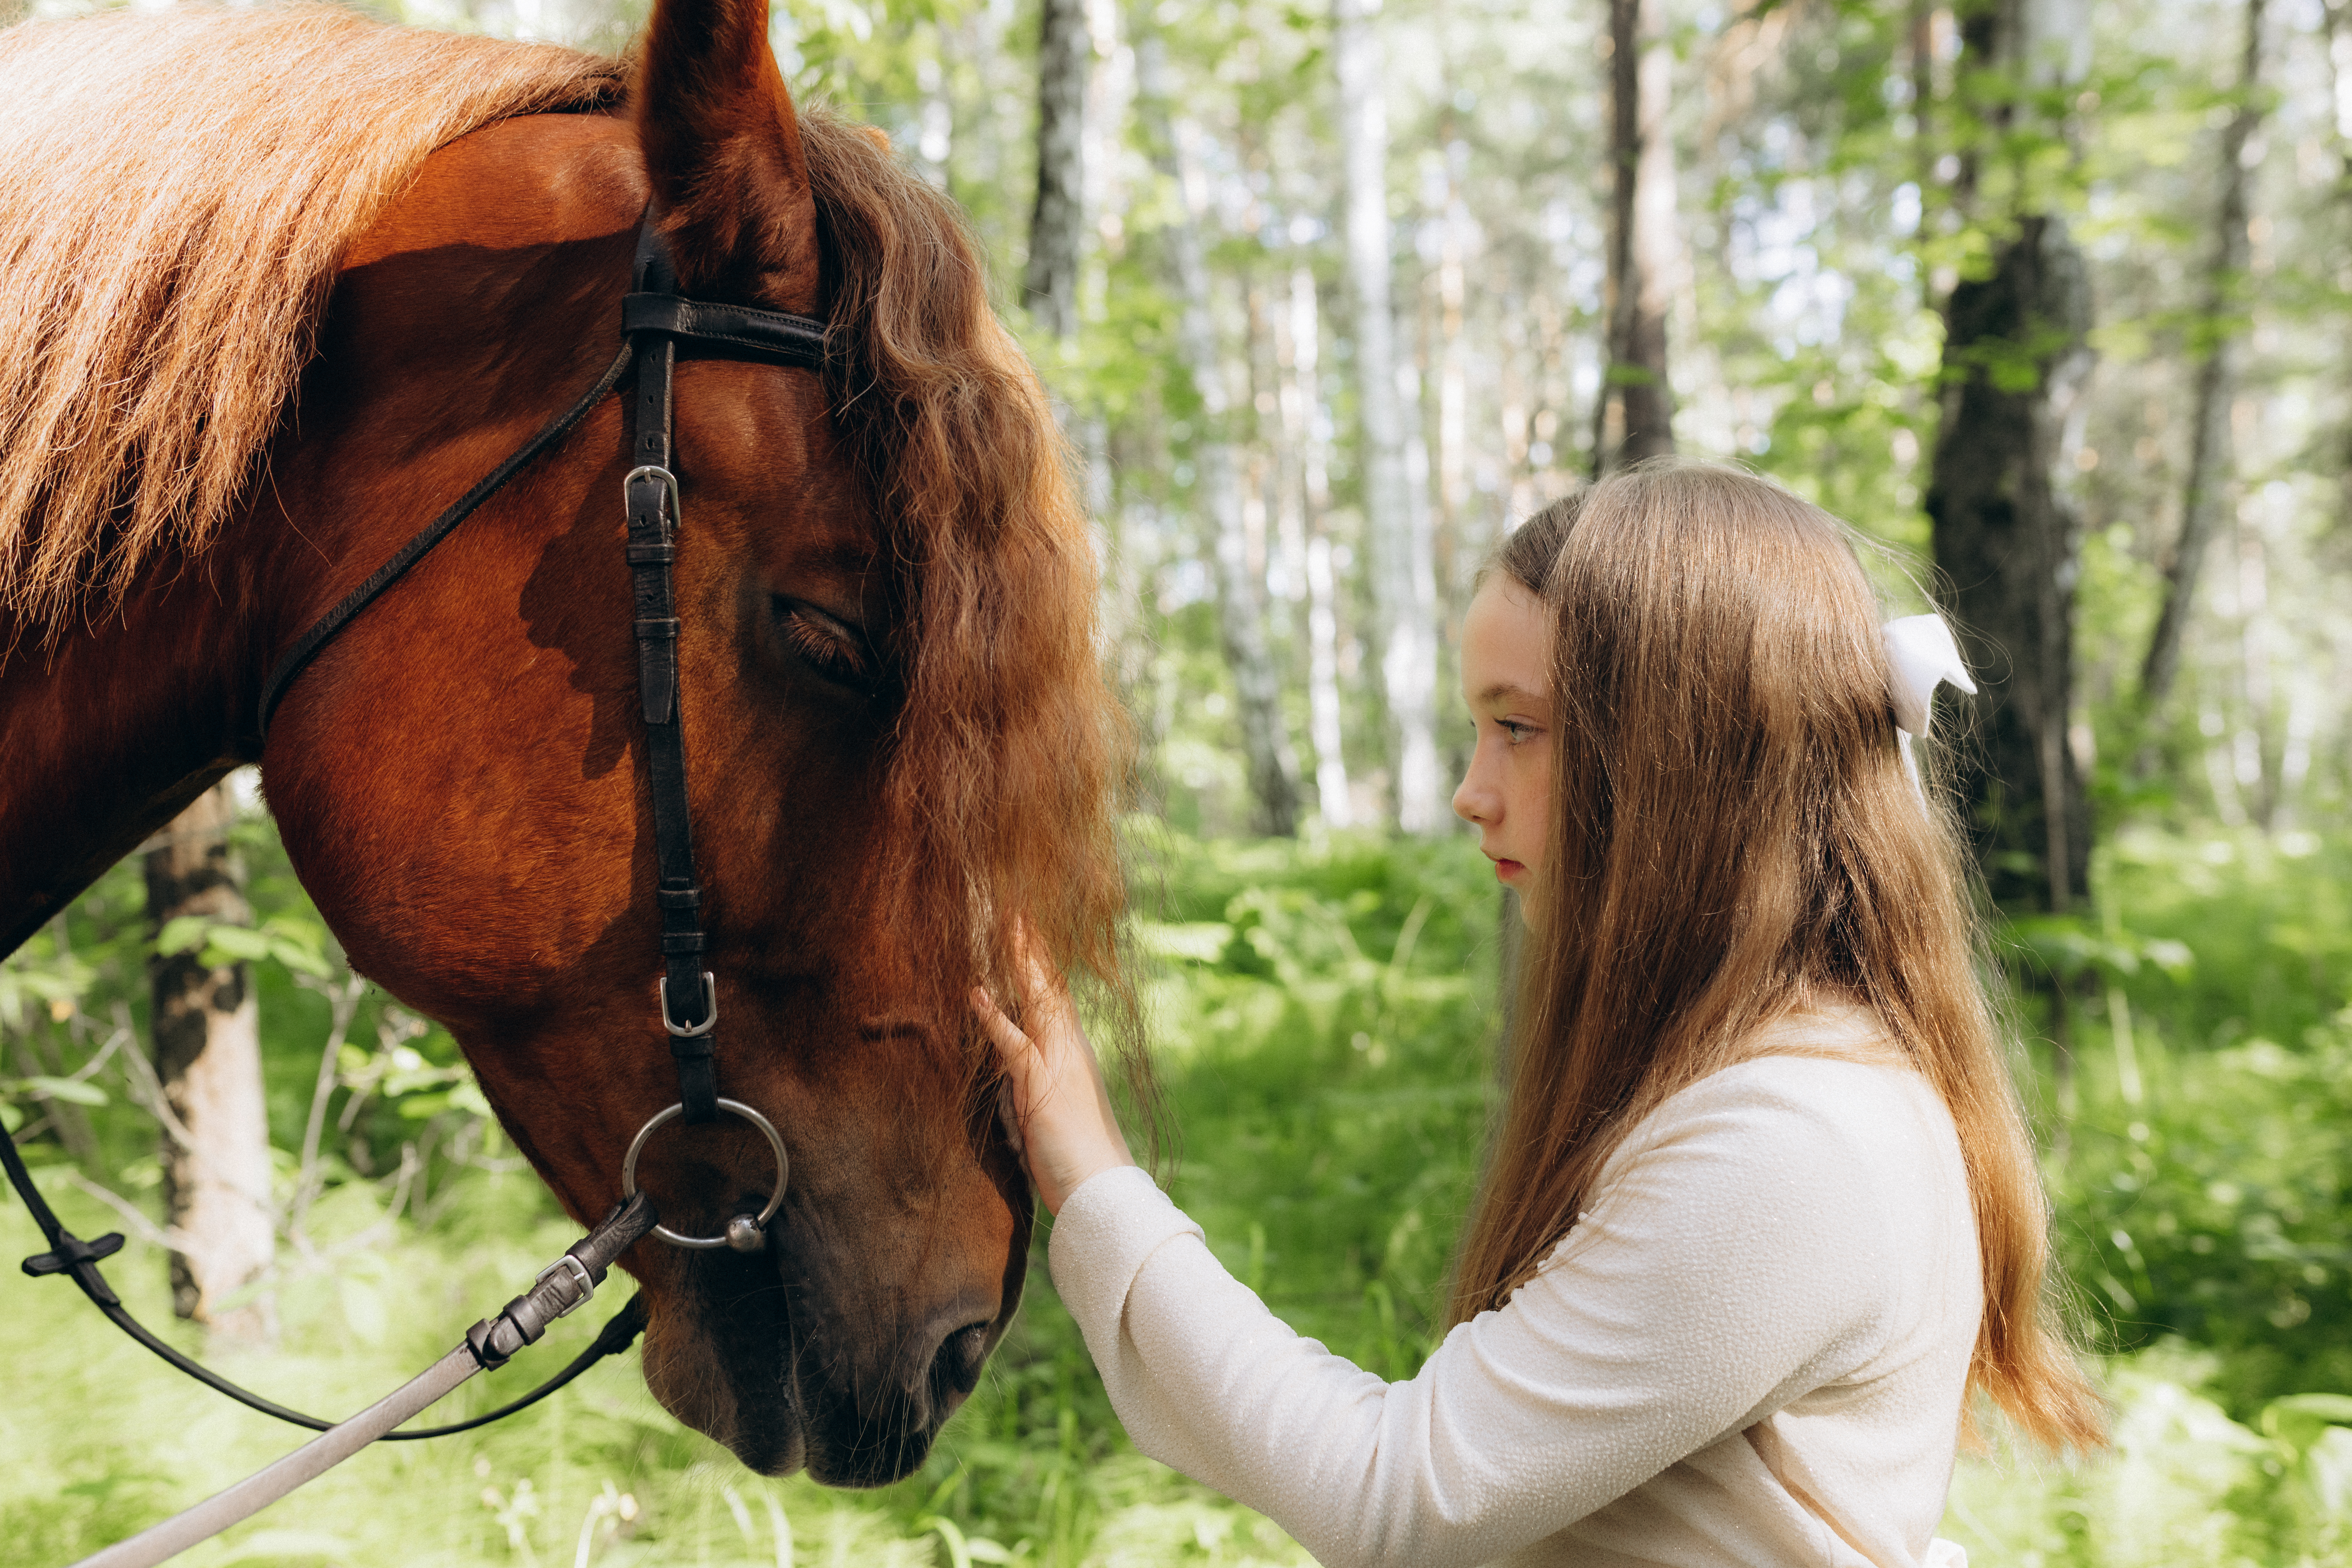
1447,462,2103,1454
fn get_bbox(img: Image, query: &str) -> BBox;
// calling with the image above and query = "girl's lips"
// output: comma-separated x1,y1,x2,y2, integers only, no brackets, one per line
1493,858,1524,882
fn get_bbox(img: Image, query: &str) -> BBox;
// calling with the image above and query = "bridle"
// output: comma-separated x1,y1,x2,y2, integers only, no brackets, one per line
5,211,826,1452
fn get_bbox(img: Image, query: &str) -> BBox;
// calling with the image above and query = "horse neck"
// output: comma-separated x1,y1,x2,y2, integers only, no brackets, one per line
0,550,280,955
2,117,645,958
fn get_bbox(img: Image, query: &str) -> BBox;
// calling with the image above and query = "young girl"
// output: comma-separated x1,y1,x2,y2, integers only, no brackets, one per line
975,462,2103,1568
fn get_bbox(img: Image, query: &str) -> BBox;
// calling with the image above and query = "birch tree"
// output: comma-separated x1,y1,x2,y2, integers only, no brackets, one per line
1335,0,1442,833
1140,34,1302,835
144,781,276,1342
1290,263,1354,828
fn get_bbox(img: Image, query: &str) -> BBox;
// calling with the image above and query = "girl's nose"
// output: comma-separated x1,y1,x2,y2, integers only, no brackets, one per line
1452,758,1494,826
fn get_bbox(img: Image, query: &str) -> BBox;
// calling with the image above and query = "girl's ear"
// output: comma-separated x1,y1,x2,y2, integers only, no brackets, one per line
634,0,822,313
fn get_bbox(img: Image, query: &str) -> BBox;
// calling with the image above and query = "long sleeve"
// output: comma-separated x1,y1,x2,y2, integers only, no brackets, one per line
1047,1056,1974,1568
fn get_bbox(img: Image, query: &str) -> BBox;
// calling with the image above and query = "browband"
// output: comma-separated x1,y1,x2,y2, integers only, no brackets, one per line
620,294,827,366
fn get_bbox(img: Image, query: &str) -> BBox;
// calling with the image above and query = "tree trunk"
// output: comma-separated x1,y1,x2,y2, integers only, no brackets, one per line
2138,0,2267,718
1023,0,1087,345
1592,0,1678,473
144,781,276,1342
1290,264,1355,828
1335,0,1443,832
1139,36,1301,835
1928,218,2095,913
1926,0,2097,916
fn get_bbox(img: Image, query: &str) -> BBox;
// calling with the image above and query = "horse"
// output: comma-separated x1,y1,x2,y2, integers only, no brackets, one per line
0,0,1131,1488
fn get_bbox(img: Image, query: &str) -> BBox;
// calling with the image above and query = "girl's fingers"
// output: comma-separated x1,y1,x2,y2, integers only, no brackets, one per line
970,986,1036,1069
1012,915,1087,1016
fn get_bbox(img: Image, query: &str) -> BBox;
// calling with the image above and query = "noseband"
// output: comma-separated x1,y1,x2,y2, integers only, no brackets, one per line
3,211,828,1458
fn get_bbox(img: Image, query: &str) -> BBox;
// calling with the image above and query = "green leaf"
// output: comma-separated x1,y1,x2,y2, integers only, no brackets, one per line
920,1517,975,1568
155,915,212,956
24,1075,107,1107
1135,921,1234,963
199,926,273,963
2269,1394,2352,1424
266,935,333,978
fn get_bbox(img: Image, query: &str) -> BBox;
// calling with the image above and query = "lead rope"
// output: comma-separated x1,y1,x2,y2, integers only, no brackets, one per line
66,1194,658,1568
3,1122,649,1440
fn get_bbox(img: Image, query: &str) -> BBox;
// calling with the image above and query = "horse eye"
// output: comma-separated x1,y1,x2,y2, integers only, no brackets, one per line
771,597,873,688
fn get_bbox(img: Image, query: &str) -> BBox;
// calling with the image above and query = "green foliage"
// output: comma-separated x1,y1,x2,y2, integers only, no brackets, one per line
1943,1345,2352,1566
1132,829,1502,1371
155,912,333,979
2051,1014,2352,1410
14,820,2352,1562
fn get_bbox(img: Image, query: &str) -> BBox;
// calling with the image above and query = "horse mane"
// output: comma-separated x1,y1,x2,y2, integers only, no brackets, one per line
0,6,623,628
796,119,1144,1093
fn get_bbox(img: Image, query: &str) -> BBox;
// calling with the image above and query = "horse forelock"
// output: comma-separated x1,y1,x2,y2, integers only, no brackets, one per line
798,116,1139,1070
0,6,622,630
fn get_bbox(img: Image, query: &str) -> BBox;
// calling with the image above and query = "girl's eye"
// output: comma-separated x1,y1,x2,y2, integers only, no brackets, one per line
773,599,874,689
1499,719,1538,745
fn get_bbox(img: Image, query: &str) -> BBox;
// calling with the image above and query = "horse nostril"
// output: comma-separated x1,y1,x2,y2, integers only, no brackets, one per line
932,1320,992,1398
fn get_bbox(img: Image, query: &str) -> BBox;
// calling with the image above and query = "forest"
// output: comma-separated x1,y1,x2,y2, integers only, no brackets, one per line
5,0,2352,1561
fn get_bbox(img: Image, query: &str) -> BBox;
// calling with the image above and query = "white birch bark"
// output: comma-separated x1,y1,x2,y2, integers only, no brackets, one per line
1140,36,1301,834
1335,0,1442,832
144,781,276,1344
1288,263,1353,828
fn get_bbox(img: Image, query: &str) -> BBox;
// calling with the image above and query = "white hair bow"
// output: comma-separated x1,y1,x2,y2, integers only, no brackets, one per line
1882,613,1976,802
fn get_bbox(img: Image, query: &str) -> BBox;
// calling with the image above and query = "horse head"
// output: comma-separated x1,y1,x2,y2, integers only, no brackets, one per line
0,0,1126,1485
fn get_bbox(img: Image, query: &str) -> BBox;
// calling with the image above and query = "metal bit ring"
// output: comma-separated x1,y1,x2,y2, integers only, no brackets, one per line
621,1099,789,1251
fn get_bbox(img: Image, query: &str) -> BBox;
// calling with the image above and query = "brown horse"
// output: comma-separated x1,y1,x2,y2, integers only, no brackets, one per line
0,0,1129,1486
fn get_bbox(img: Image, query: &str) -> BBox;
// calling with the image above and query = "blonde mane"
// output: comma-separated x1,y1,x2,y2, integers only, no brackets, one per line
0,6,623,628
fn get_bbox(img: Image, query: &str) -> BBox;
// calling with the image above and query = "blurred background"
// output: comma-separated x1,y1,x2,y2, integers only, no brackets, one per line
7,0,2352,1562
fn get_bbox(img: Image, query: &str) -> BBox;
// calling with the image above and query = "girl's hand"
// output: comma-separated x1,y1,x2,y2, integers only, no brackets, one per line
970,925,1136,1215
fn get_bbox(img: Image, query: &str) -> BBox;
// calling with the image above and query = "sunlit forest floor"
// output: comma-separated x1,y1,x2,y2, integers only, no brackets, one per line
9,826,2352,1565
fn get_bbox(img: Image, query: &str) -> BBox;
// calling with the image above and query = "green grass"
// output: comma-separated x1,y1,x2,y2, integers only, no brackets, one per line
9,823,2352,1563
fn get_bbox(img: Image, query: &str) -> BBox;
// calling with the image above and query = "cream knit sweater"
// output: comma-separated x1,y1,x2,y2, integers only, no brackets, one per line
1047,1026,1981,1568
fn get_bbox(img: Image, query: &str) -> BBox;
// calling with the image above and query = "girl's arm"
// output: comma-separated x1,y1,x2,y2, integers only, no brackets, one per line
975,952,1914,1568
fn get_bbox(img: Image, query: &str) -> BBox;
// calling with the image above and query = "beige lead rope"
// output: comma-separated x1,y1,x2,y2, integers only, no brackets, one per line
71,1194,658,1568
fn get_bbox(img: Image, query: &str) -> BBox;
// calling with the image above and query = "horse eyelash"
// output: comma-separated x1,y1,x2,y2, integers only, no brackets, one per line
778,605,870,685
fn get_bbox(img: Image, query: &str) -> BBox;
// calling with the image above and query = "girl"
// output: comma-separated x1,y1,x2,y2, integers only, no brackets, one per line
975,462,2102,1568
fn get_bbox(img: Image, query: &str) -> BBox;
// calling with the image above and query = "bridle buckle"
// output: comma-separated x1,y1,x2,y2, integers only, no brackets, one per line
531,1253,597,1320
659,971,718,1038
623,463,681,527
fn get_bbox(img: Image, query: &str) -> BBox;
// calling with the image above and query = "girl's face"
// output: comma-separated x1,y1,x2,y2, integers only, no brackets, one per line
1452,577,1553,928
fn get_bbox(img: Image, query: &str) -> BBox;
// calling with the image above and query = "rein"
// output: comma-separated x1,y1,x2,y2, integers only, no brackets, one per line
5,212,831,1564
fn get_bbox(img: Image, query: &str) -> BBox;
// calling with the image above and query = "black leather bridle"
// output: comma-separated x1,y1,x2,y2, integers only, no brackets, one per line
4,211,825,1435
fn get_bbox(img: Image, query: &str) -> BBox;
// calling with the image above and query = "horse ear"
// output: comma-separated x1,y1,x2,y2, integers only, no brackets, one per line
634,0,822,312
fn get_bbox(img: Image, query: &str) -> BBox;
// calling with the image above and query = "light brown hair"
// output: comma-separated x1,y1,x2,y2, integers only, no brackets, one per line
1451,462,2102,1453
0,8,625,630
